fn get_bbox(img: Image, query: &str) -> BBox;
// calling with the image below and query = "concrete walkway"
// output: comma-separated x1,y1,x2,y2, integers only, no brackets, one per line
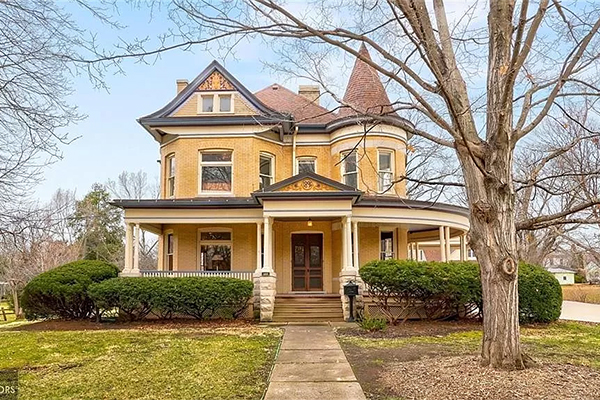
264,325,367,400
560,300,600,323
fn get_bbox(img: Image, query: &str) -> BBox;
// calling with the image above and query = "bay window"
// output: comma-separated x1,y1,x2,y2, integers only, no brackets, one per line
200,150,232,193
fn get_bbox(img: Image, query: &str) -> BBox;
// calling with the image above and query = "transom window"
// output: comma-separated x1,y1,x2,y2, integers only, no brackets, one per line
378,150,394,193
341,150,358,188
200,150,232,193
199,92,234,113
259,153,274,190
199,229,232,271
297,157,316,174
166,154,175,197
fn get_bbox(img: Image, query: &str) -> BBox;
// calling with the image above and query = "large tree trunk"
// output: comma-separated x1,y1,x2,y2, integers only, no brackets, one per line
458,145,525,369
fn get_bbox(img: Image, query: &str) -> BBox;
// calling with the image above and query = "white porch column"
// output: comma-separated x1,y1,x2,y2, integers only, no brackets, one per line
341,217,348,269
439,226,447,262
124,223,133,271
133,223,141,272
344,216,353,270
263,216,273,272
460,233,467,261
415,242,420,261
352,221,359,270
255,222,263,272
444,226,451,262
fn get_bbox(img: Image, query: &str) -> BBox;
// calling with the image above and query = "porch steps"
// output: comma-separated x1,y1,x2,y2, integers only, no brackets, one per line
272,295,344,322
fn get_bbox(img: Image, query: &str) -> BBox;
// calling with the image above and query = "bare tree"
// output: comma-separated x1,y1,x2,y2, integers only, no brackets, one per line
85,0,600,369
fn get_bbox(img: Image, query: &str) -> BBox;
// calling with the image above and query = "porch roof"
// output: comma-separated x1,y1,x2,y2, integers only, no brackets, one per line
111,197,261,209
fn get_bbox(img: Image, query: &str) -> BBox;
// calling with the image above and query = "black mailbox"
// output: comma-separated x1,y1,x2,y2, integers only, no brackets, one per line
344,282,359,296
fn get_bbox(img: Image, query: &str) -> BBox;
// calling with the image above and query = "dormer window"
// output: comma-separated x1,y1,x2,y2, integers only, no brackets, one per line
198,92,235,113
297,157,316,174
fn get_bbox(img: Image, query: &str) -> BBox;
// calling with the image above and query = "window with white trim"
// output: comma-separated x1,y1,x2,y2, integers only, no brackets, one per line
378,150,394,193
166,233,175,271
199,229,232,271
199,150,232,193
198,92,234,113
341,150,358,188
297,157,316,174
166,154,175,197
259,153,274,190
380,231,394,260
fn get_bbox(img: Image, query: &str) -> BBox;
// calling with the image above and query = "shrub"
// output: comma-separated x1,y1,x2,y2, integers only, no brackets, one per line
89,277,254,321
360,260,482,324
358,315,387,332
21,260,119,320
575,273,586,284
361,260,562,324
518,263,562,323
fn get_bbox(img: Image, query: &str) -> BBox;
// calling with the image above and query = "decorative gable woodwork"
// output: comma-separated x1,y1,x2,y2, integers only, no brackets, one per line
275,178,339,192
198,71,234,91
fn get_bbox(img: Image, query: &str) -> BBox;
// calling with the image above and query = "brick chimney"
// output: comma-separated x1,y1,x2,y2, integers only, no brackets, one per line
176,79,188,94
298,85,320,104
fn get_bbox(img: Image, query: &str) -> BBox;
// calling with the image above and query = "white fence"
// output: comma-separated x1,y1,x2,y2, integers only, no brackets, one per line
140,270,254,281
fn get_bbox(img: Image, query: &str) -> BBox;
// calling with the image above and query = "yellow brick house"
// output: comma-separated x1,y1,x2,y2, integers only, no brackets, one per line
112,45,470,322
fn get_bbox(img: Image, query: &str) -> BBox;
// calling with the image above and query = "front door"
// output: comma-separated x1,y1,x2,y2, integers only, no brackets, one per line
292,233,323,291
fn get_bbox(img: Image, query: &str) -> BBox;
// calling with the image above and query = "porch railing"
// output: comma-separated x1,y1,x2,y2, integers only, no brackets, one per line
140,270,254,281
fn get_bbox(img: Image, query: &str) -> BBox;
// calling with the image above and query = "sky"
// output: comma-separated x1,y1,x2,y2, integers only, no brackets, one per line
35,3,311,201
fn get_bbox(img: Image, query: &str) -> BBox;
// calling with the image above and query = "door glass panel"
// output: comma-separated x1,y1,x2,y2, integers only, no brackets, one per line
294,278,305,290
309,277,322,289
294,245,305,266
309,245,320,267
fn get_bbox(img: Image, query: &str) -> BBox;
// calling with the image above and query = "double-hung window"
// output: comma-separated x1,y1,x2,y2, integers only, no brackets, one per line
199,230,232,271
259,153,274,190
166,233,174,271
341,150,358,188
200,150,232,193
296,157,316,174
199,93,233,113
380,231,394,260
166,154,175,197
378,150,394,193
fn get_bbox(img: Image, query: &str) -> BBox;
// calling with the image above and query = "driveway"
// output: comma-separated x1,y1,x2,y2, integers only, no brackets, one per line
560,300,600,323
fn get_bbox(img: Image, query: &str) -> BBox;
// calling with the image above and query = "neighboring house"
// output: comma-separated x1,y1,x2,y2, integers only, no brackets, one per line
547,268,576,285
112,45,470,322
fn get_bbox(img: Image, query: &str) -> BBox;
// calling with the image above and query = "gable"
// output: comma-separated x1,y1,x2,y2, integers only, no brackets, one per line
275,178,340,193
140,60,285,121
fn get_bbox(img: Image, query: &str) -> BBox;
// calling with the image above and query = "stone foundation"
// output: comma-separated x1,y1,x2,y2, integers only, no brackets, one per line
339,270,365,321
256,272,277,322
119,270,141,277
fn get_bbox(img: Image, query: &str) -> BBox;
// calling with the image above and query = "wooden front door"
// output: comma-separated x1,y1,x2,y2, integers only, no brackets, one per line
292,233,323,291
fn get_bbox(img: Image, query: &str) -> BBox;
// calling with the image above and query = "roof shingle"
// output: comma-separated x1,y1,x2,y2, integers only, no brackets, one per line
254,84,336,124
339,43,394,118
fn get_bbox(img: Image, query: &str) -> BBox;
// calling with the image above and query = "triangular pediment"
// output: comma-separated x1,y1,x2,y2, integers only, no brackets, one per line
261,172,361,193
276,177,339,193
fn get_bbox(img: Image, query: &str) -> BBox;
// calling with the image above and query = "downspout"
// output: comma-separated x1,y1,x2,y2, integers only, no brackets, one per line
292,125,299,175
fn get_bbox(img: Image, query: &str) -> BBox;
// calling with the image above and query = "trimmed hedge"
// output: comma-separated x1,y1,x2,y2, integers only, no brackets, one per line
21,260,119,320
360,260,562,324
518,263,562,323
89,277,253,321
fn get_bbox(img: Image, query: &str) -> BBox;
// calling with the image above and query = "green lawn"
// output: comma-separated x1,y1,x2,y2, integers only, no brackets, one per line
0,325,281,400
339,321,600,369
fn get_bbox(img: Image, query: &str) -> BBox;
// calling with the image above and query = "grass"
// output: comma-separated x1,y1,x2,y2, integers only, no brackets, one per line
339,321,600,369
0,301,16,324
0,325,281,400
562,284,600,304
